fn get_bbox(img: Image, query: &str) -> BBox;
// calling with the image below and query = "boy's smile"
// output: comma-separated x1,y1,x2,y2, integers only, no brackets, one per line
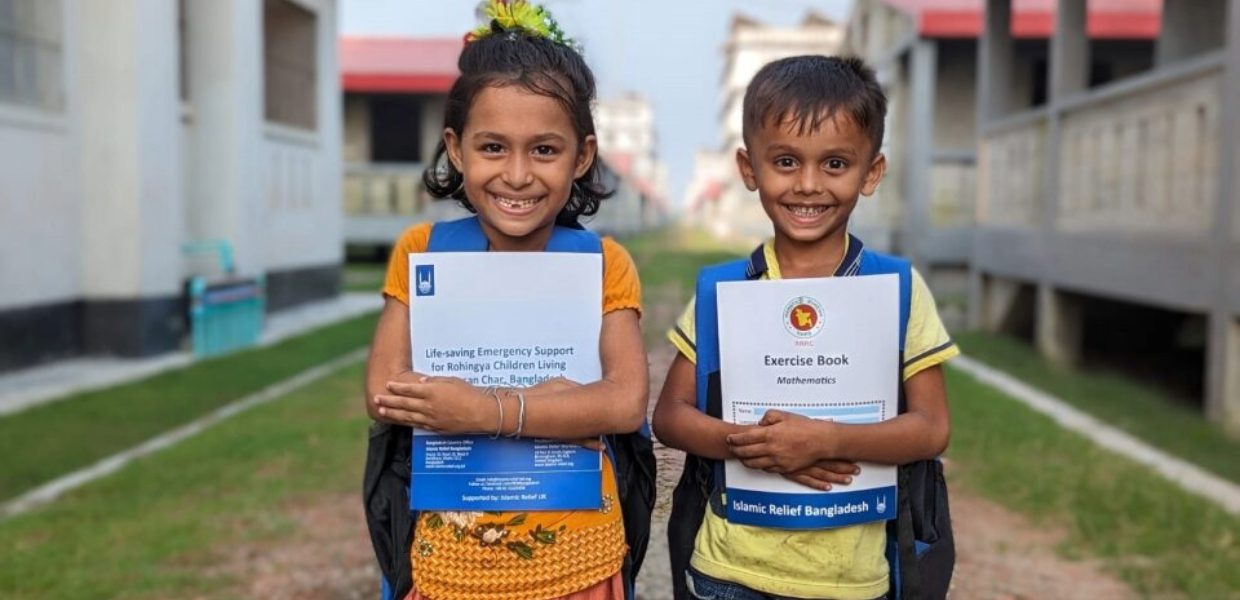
737,113,886,270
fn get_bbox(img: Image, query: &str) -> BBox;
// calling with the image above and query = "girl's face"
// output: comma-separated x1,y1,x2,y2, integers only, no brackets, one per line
444,84,596,251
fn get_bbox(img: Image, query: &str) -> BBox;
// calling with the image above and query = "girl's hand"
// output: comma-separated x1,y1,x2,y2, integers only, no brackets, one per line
780,460,860,491
725,410,834,474
376,377,493,434
529,376,581,393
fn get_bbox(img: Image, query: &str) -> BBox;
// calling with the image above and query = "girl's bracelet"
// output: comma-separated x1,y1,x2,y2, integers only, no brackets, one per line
487,387,504,439
508,391,526,439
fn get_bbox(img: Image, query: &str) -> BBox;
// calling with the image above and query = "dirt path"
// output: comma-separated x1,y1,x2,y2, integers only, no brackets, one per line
215,334,1137,599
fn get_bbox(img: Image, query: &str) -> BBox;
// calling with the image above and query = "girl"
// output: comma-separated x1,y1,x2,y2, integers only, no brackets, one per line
364,2,649,599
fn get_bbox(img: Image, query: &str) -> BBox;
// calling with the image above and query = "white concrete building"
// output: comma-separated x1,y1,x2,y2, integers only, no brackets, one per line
0,0,342,371
844,0,1162,327
594,92,668,233
685,12,848,241
962,0,1240,429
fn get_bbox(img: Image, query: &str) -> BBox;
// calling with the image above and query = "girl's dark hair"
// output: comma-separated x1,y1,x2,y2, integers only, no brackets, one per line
422,32,613,227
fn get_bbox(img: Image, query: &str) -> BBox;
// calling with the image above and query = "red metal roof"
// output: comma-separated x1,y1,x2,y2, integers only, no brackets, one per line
878,0,1162,39
339,37,462,93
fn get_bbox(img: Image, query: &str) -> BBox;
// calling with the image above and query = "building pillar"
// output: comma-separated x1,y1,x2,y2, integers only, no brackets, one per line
1036,286,1083,365
905,39,937,273
1157,0,1228,67
977,0,1015,124
1206,0,1240,429
1032,0,1088,365
183,0,265,275
1050,0,1089,100
76,0,185,356
969,0,1014,329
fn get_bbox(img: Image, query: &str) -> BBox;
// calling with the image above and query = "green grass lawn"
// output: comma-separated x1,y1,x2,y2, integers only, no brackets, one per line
0,363,373,599
345,262,387,293
0,312,378,503
621,226,746,343
954,331,1240,484
946,366,1240,597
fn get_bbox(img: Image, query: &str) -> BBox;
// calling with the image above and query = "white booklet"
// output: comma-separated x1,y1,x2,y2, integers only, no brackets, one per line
407,252,603,511
717,274,899,529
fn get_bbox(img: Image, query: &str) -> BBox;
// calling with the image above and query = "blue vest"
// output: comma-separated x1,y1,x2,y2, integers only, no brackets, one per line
687,237,937,599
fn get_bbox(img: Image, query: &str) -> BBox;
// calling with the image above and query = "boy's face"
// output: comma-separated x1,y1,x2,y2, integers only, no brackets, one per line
737,113,885,248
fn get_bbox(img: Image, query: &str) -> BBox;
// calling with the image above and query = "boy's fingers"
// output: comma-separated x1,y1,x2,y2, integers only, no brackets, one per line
728,442,768,459
759,410,787,425
815,460,861,475
726,429,766,446
740,456,777,471
785,473,832,491
800,467,854,485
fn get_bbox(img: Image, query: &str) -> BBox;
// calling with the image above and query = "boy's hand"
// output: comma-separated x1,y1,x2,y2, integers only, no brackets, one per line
781,460,860,491
725,410,835,474
376,377,490,434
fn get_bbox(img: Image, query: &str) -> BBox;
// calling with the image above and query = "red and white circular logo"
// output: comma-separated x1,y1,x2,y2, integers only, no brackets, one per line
783,296,825,338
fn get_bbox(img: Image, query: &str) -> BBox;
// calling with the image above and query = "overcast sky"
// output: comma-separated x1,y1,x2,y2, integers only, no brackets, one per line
340,0,855,207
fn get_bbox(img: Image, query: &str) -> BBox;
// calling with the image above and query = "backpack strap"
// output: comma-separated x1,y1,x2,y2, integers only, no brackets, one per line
692,257,752,413
427,216,603,254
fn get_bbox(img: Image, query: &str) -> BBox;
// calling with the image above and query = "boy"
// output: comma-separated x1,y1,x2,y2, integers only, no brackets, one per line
652,56,958,600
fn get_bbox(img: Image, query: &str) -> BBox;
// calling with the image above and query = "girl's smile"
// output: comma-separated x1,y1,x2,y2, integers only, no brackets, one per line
444,84,597,251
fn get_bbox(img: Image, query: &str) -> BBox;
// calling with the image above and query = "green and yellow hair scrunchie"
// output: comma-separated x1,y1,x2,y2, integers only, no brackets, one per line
467,0,577,50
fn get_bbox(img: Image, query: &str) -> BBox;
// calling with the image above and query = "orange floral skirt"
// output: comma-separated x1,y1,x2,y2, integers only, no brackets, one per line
406,570,624,600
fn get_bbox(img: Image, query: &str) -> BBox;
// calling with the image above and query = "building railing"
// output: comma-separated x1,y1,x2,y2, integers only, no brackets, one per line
929,150,978,229
978,52,1225,238
978,110,1048,228
344,162,428,217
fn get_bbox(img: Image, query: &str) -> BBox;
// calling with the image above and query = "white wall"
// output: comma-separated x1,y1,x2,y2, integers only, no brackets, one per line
78,0,184,299
1,0,343,315
261,0,342,271
0,117,80,309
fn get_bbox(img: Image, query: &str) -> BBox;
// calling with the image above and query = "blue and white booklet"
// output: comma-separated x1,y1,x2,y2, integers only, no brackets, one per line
717,274,900,529
407,252,603,511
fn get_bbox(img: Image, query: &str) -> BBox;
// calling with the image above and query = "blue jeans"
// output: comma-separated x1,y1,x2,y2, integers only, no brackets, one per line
685,568,888,600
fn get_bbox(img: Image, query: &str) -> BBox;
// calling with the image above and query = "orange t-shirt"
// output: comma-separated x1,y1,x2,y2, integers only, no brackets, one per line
380,222,642,600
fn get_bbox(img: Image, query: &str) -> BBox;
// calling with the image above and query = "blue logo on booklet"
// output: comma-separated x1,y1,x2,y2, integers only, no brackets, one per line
415,265,435,296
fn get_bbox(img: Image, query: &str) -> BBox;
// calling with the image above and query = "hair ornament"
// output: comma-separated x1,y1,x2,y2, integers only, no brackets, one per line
466,0,578,51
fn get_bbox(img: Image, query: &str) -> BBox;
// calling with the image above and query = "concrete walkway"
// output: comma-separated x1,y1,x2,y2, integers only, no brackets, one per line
952,355,1240,515
0,292,382,417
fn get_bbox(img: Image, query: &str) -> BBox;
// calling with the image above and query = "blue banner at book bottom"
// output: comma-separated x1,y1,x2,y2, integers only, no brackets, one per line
725,485,898,529
410,434,602,511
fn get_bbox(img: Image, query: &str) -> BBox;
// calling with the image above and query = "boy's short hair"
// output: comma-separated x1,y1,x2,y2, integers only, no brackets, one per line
742,55,887,156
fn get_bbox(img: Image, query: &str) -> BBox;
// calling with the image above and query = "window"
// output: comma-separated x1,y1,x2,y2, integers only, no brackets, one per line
0,0,63,111
178,0,188,102
369,94,422,163
263,0,316,129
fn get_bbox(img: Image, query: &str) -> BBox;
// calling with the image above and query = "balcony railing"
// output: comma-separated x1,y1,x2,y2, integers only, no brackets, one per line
979,52,1225,238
